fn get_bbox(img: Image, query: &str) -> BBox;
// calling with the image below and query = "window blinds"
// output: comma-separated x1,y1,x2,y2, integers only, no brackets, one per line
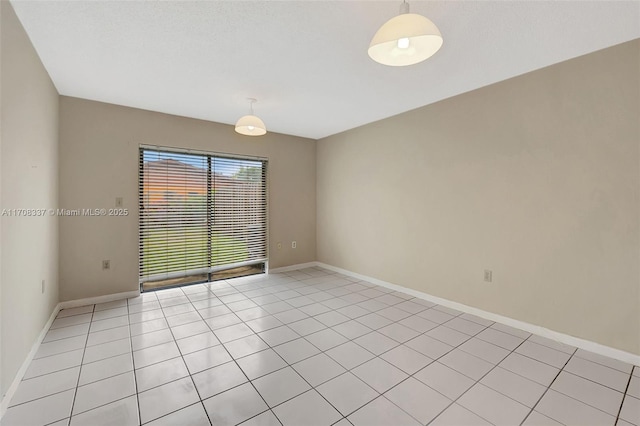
139,147,267,284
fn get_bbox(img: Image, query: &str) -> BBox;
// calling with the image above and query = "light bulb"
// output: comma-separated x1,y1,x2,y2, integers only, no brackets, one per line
247,126,255,131
368,11,443,66
397,37,410,49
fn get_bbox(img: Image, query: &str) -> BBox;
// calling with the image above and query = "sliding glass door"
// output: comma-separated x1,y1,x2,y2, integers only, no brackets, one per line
139,146,267,289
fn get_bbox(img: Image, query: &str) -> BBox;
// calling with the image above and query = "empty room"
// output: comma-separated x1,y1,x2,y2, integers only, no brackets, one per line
1,0,639,425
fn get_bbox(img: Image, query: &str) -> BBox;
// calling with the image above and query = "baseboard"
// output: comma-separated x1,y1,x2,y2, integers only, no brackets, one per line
58,290,140,310
316,262,640,367
0,302,61,418
268,261,320,273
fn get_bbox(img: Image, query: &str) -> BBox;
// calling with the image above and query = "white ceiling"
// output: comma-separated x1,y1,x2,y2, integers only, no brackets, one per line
10,1,640,139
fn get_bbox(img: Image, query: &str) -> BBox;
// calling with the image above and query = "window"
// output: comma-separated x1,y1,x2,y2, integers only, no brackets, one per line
139,146,267,289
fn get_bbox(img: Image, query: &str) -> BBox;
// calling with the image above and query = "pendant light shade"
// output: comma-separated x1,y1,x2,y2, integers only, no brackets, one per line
235,114,267,136
368,2,443,67
235,98,267,136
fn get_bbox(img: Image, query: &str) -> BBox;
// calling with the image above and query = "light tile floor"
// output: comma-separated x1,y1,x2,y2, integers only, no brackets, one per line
2,267,639,426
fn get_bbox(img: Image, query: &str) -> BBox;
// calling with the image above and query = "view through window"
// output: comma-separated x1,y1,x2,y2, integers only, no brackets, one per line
139,147,267,291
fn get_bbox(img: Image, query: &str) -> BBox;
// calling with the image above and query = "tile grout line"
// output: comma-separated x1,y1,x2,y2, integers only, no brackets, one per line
224,276,382,425
125,298,144,426
422,332,532,425
30,300,146,423
64,302,138,421
406,322,501,425
614,365,635,426
137,289,215,426
66,303,96,426
528,351,633,421
519,346,578,425
178,286,305,426
215,272,371,423
187,284,282,426
553,365,631,395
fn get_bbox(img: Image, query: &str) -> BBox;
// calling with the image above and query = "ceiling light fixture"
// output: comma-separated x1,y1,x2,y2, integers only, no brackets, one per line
235,98,267,136
368,0,443,67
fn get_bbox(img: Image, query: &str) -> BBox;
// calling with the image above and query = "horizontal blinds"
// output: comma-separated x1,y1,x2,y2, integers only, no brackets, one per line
211,157,267,268
139,148,267,283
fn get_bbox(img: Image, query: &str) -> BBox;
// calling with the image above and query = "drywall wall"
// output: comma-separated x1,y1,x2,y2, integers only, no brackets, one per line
59,97,316,301
0,1,59,395
317,40,640,355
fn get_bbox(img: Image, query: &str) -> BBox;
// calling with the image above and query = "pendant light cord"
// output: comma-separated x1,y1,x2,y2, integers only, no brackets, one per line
399,0,410,15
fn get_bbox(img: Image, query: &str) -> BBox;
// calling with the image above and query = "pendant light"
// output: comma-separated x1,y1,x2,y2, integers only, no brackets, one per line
368,0,443,67
235,98,267,136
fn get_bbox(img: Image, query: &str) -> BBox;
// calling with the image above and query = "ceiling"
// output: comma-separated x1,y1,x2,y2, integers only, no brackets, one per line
10,1,640,140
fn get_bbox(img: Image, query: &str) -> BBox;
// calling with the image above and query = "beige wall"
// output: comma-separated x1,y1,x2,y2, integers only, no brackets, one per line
317,40,640,355
59,97,316,301
0,2,60,395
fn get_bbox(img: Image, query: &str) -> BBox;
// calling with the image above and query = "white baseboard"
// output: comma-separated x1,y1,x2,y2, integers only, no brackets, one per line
268,261,320,273
58,290,140,310
1,289,140,417
0,302,61,418
316,262,640,367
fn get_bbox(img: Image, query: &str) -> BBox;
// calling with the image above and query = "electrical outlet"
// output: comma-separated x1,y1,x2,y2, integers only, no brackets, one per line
292,241,297,249
277,242,282,250
102,260,111,270
115,197,123,207
41,279,45,294
484,270,492,283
